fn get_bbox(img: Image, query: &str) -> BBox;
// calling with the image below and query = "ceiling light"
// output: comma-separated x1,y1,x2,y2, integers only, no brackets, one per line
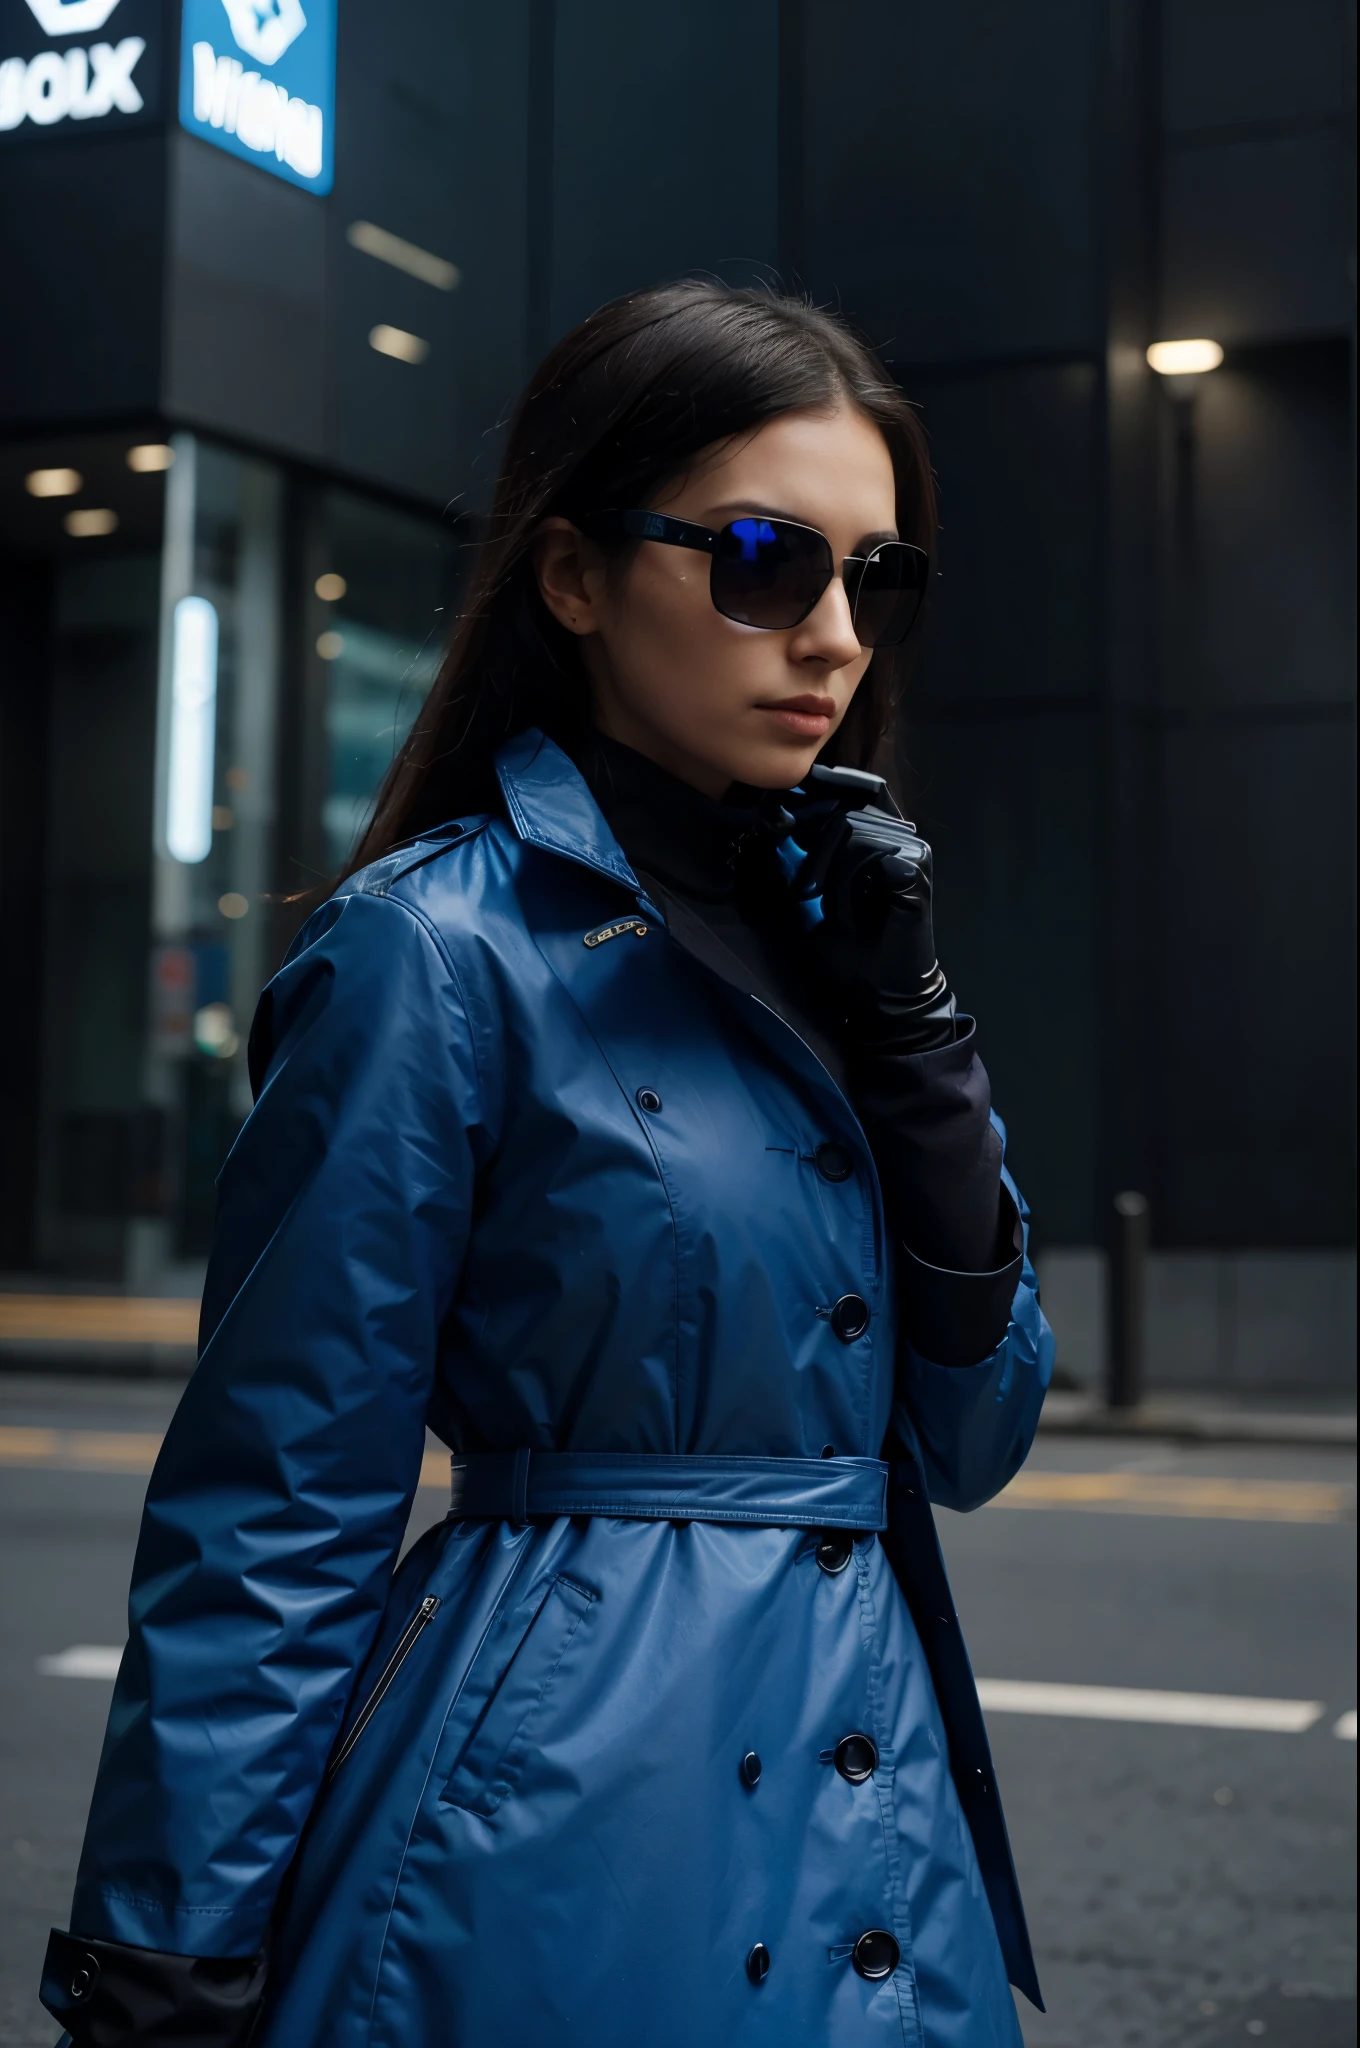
127,443,175,473
1146,339,1224,376
26,467,82,497
347,220,461,291
316,630,345,660
63,507,119,537
369,323,429,365
315,571,347,601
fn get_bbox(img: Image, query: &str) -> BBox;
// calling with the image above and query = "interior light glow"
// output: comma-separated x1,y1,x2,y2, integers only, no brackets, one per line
127,442,175,473
1146,339,1224,376
165,596,219,864
63,507,118,537
316,629,345,660
217,892,249,920
347,220,460,291
194,1002,239,1058
25,467,82,497
314,571,347,601
369,323,429,365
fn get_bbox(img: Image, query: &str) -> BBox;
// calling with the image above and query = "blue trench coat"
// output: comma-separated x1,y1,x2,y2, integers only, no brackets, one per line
68,731,1052,2047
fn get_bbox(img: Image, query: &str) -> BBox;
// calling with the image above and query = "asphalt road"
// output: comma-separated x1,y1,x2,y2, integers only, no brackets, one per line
1,1375,1353,2048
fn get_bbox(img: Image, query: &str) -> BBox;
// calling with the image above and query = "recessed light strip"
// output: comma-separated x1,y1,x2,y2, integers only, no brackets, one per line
347,219,460,291
25,467,82,498
1147,339,1224,376
369,323,429,365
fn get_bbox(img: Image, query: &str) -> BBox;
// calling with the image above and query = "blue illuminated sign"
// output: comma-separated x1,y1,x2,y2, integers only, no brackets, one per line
178,0,334,195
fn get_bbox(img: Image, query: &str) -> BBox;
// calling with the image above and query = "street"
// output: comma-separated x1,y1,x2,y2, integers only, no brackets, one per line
1,1375,1353,2048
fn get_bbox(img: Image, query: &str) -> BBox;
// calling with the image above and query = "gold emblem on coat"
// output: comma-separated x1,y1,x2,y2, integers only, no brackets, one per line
583,917,650,948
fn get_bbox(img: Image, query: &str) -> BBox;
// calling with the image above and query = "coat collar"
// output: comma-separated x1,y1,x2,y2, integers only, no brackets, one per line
495,728,643,894
496,729,871,1172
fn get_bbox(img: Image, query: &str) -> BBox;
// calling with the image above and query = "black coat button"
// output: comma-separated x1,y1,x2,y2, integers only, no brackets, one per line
740,1750,762,1788
852,1929,901,1980
830,1293,870,1342
815,1530,854,1574
815,1141,853,1183
834,1732,879,1783
636,1088,662,1112
746,1942,771,1984
69,1956,99,2000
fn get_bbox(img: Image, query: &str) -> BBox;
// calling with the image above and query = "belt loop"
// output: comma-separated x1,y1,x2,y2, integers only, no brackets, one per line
511,1447,531,1526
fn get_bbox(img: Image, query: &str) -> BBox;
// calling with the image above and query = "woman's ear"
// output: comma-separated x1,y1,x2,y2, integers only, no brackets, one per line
532,518,609,637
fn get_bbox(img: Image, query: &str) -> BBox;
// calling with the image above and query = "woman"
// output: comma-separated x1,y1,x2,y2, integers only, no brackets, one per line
43,283,1052,2048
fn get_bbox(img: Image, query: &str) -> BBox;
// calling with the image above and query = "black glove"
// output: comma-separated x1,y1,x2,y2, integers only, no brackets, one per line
789,765,956,1055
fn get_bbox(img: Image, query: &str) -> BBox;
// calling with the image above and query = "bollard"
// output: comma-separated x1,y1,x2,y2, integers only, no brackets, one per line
1108,1191,1149,1410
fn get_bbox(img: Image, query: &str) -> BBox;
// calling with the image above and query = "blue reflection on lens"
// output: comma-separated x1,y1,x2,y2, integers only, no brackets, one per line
731,517,778,562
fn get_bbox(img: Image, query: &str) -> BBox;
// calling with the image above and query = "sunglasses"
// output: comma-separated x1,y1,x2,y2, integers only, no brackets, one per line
589,509,929,648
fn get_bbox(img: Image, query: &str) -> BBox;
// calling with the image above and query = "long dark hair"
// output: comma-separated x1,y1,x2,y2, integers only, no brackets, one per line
346,280,937,874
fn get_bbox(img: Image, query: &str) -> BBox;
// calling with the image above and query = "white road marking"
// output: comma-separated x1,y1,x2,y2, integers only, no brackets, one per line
36,1645,123,1680
32,1648,1350,1744
975,1679,1326,1733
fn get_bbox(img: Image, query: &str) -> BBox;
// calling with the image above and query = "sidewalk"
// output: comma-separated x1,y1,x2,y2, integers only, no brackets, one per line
1038,1388,1357,1448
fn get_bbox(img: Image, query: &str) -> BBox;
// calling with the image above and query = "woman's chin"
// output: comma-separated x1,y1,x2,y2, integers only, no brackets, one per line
721,736,825,792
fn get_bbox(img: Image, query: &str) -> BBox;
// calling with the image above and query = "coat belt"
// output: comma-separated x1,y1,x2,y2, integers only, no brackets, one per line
447,1449,890,1531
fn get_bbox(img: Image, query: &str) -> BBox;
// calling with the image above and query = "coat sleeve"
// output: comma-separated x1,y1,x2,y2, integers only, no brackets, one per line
892,1113,1054,1514
67,887,483,1960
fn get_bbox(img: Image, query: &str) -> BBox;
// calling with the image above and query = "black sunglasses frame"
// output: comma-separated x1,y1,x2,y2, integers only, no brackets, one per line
591,508,930,648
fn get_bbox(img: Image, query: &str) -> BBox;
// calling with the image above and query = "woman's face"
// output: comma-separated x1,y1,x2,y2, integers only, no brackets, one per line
533,403,899,796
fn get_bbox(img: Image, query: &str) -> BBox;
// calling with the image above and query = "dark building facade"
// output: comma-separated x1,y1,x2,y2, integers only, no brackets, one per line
0,0,1354,1387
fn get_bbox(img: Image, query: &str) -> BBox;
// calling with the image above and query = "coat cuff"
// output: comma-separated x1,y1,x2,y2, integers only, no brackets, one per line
41,1929,265,2047
899,1184,1024,1367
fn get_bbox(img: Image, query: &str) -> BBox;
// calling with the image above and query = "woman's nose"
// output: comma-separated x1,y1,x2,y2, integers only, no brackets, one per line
792,576,863,668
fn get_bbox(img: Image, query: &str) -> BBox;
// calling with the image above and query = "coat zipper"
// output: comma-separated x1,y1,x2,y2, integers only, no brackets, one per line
327,1594,441,1780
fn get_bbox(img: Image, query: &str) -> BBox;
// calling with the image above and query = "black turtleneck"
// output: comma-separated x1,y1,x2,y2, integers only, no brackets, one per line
576,735,1023,1367
573,733,849,1085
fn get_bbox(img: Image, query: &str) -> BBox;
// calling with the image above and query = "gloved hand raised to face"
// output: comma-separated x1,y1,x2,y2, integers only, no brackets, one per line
789,765,958,1056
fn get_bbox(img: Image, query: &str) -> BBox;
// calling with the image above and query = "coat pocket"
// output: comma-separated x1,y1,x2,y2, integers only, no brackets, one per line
327,1593,442,1780
440,1572,596,1818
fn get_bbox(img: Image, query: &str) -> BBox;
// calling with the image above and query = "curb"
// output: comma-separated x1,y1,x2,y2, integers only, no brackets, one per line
0,1343,195,1380
1039,1393,1357,1448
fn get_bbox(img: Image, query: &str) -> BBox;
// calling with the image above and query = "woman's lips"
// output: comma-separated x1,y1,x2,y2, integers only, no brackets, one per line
758,695,836,737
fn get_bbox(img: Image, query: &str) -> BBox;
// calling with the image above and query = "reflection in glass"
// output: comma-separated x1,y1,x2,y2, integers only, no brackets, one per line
321,618,440,868
301,483,457,878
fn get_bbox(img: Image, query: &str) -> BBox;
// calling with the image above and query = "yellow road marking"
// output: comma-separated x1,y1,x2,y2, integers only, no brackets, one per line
0,1427,442,1483
989,1471,1353,1522
0,1426,167,1472
0,1295,199,1345
419,1448,447,1490
0,1431,1351,1522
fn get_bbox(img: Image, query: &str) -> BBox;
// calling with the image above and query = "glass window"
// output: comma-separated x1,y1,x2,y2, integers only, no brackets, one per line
149,433,284,1267
3,428,460,1289
301,485,458,876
